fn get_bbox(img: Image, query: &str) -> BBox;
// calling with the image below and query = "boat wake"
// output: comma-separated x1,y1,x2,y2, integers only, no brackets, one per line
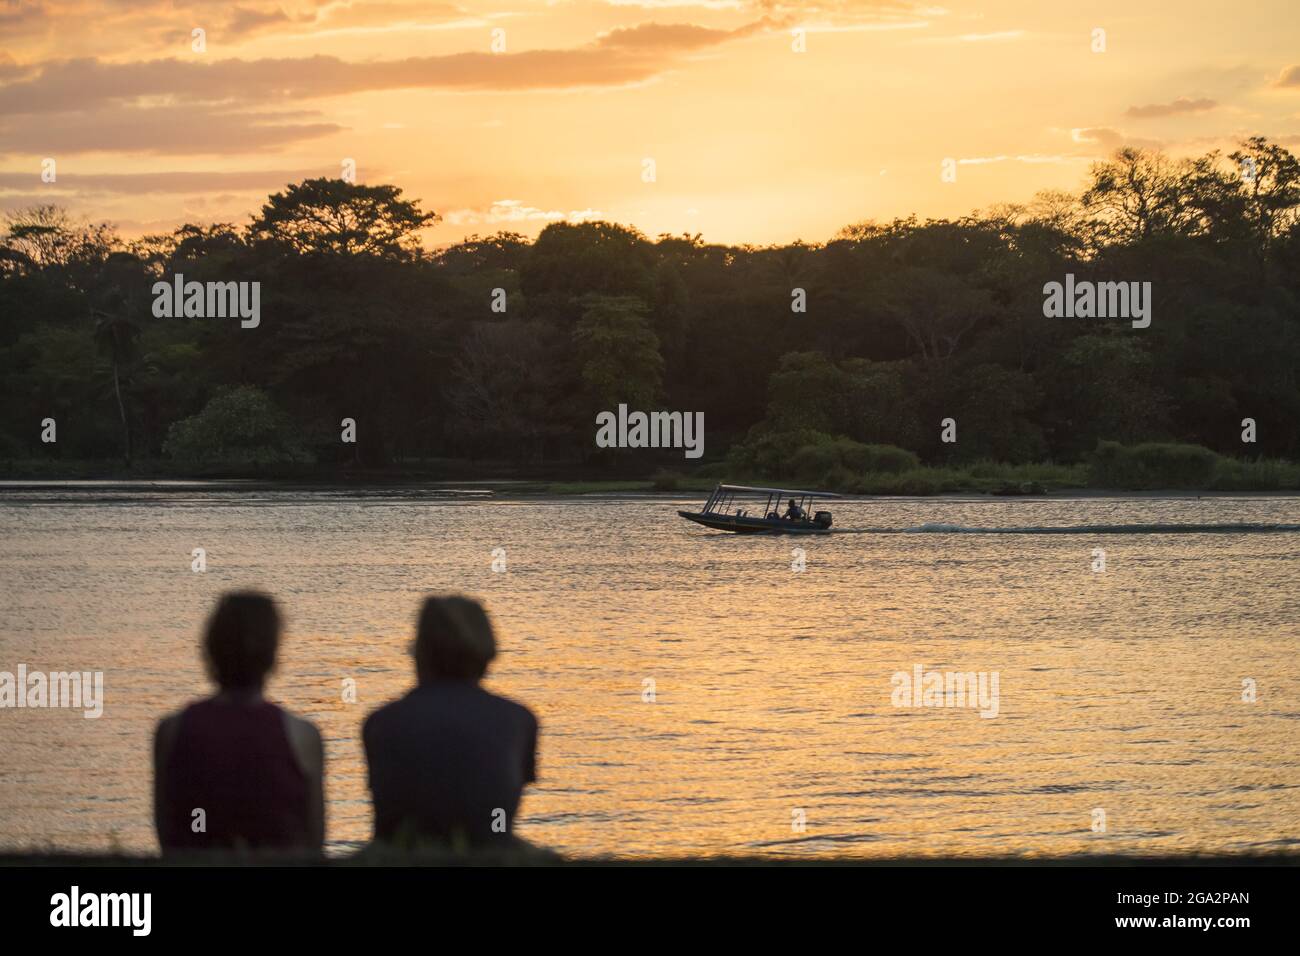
837,522,1300,535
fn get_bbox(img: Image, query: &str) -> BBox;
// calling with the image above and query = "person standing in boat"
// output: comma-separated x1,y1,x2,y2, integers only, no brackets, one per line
784,497,805,521
153,591,325,854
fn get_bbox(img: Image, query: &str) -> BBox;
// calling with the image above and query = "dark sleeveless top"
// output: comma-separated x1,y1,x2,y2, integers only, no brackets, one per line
160,698,310,850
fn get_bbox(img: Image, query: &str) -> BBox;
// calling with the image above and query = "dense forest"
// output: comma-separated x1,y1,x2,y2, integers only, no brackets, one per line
2,138,1299,488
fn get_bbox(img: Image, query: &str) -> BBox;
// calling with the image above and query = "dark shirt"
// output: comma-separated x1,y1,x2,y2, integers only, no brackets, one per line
159,698,310,850
363,681,538,846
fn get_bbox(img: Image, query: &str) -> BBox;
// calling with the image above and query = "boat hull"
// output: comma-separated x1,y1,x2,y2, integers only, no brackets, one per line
678,510,831,535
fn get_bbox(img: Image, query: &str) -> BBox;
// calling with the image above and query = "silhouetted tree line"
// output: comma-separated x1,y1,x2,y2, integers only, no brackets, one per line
2,138,1298,472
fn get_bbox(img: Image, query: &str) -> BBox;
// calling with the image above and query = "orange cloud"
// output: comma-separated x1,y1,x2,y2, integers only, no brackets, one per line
1,22,769,115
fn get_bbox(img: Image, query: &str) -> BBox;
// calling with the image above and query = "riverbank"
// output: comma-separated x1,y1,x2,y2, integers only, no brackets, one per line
5,476,1300,499
3,464,1299,497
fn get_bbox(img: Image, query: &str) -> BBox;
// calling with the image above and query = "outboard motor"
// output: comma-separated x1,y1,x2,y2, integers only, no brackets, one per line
814,511,832,529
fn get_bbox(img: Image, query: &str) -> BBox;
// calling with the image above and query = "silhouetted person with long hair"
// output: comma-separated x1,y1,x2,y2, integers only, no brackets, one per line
153,591,324,853
364,595,538,850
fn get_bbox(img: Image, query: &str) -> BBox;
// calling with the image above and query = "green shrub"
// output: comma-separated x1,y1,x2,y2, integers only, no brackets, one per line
726,427,834,479
694,460,730,479
822,464,858,492
784,437,920,486
1210,457,1300,490
164,385,312,465
789,441,841,482
843,442,921,474
1089,440,1219,489
651,468,681,491
853,468,964,495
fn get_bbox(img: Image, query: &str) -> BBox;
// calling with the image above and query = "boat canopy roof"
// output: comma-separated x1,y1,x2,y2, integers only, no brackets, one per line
713,483,841,498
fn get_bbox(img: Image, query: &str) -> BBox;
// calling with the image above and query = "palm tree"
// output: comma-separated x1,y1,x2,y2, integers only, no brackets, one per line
92,306,138,465
90,251,144,465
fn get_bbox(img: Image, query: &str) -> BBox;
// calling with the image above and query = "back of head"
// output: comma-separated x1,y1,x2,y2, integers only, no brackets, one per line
414,595,497,683
203,591,281,691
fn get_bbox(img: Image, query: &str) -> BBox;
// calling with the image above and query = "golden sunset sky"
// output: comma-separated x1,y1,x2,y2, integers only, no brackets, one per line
2,0,1298,246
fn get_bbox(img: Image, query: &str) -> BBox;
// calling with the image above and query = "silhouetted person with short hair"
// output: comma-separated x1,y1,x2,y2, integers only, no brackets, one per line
785,497,804,520
363,595,538,850
153,591,324,853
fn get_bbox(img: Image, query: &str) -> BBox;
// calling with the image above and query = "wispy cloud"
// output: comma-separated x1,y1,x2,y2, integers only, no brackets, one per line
0,103,341,156
443,198,604,225
1069,127,1163,152
0,20,771,155
919,29,1024,44
1125,97,1217,119
0,168,334,195
957,154,1087,166
1273,65,1300,88
0,22,770,116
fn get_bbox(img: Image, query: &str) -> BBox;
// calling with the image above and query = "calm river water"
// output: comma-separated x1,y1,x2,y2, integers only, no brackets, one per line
1,487,1297,858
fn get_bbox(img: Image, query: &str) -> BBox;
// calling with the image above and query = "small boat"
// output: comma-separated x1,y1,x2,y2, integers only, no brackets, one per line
678,484,839,534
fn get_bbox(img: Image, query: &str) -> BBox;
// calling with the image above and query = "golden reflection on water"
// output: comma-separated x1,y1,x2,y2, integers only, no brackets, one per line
0,493,1298,857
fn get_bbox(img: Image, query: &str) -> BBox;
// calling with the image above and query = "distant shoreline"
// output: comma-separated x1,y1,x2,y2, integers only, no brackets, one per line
7,443,1299,496
2,477,1299,500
